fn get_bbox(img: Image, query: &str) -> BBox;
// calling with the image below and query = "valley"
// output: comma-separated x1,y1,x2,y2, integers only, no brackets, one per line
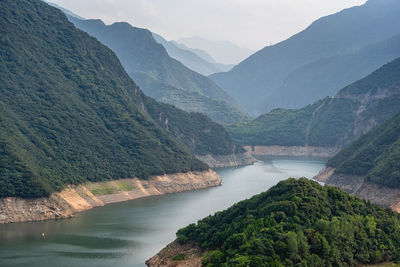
0,156,326,267
1,0,400,266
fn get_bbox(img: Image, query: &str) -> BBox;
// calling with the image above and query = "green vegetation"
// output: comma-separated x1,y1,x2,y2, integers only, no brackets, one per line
328,112,400,188
87,180,135,196
0,0,212,198
177,178,400,266
171,253,188,261
227,58,400,148
68,17,248,124
143,96,245,156
133,72,249,124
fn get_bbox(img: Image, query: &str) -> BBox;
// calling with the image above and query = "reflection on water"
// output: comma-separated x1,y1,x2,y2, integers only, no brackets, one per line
0,156,326,267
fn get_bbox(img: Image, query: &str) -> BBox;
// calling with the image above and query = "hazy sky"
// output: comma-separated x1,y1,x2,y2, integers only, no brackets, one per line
49,0,367,50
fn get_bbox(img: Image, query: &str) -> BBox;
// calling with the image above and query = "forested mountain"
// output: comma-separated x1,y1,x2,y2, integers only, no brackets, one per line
0,0,246,198
210,0,400,115
227,58,400,149
328,112,400,188
155,179,400,266
68,17,248,124
152,33,233,76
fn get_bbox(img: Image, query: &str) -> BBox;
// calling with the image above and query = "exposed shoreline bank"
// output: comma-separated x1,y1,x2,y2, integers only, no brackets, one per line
0,170,221,224
245,145,339,158
314,167,400,213
196,152,257,168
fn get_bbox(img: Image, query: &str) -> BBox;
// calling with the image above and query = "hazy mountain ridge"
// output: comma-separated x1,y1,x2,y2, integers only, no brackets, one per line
152,33,233,76
68,17,248,124
227,58,400,149
177,36,254,65
210,0,400,115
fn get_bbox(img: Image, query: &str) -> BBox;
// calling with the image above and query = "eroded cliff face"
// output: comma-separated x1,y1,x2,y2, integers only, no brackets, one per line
196,152,257,168
146,240,203,267
0,170,221,224
245,146,338,158
314,167,400,213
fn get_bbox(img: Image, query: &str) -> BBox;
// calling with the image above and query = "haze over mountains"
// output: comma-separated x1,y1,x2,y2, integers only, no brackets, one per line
177,36,254,65
68,17,249,124
228,57,400,150
211,0,400,115
152,33,233,76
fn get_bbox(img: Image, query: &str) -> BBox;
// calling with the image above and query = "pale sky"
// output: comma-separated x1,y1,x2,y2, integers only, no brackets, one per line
49,0,367,50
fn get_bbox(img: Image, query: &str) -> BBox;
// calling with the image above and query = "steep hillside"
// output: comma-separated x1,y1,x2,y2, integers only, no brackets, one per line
327,112,400,188
134,73,248,124
68,17,247,124
148,179,400,266
152,33,232,76
0,0,252,198
227,58,400,151
211,0,400,114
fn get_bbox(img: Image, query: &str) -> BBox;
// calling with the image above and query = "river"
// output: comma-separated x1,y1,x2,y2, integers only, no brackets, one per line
0,156,326,267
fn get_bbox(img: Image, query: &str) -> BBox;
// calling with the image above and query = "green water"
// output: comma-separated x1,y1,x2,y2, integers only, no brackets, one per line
0,156,326,267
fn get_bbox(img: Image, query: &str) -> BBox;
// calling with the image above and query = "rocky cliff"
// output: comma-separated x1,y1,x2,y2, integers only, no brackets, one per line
0,170,221,224
146,240,203,267
196,152,257,168
314,167,400,213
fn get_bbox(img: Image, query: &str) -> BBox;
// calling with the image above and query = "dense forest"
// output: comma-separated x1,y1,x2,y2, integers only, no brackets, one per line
328,112,400,188
227,58,400,148
0,0,213,198
177,179,400,266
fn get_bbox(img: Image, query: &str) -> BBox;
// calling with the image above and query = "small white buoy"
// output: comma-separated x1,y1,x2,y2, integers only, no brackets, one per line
41,232,45,238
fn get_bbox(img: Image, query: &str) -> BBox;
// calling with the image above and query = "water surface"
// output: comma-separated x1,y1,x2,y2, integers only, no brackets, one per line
0,156,326,266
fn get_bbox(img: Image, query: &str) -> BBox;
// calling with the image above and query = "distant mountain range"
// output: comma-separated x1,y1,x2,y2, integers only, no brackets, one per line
152,33,233,76
177,36,254,65
211,0,400,115
227,57,400,150
68,17,248,124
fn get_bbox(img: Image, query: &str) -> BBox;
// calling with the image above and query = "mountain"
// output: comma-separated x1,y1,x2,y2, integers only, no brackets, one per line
177,36,254,65
68,17,248,124
133,72,249,125
152,33,233,76
327,112,400,188
227,58,400,152
0,0,253,198
170,40,235,72
210,0,400,115
314,111,400,211
172,41,216,63
148,178,400,266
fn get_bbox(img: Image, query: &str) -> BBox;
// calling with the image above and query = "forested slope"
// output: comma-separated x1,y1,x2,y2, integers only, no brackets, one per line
227,58,400,149
173,179,400,266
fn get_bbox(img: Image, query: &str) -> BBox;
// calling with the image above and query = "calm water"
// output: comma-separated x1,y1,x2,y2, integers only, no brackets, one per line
0,156,326,267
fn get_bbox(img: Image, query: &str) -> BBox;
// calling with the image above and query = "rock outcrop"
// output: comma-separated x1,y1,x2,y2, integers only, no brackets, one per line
314,167,400,213
146,240,203,267
245,146,338,158
0,170,221,224
196,152,257,168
